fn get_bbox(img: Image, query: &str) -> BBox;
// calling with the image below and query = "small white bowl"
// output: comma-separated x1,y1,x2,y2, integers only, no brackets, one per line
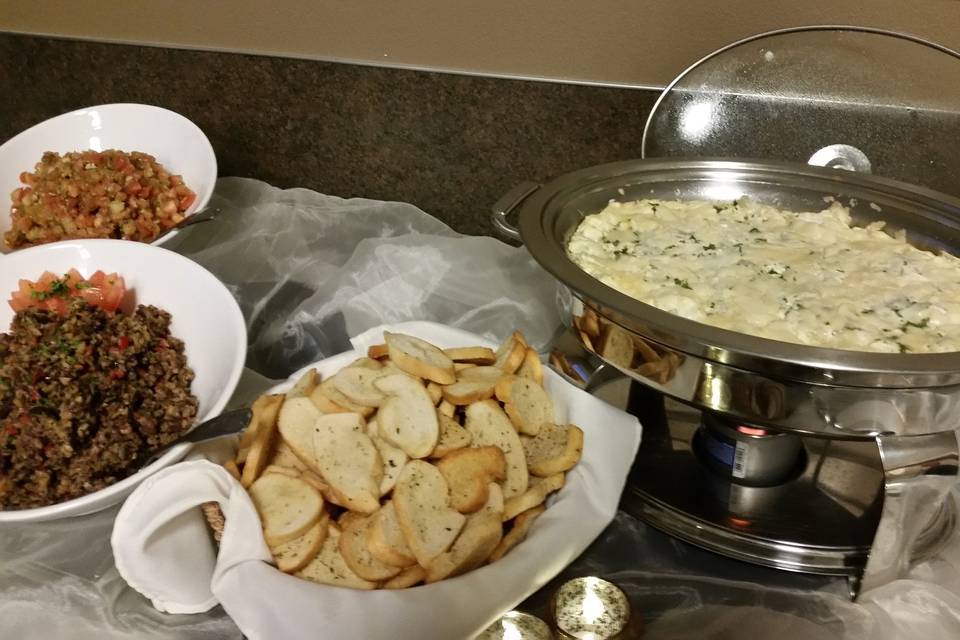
0,239,246,521
0,103,217,254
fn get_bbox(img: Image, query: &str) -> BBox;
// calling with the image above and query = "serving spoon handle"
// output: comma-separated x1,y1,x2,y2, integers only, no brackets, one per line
152,206,220,243
144,407,252,465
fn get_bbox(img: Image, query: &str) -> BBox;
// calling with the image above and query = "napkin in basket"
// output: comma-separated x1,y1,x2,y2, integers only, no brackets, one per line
112,322,642,640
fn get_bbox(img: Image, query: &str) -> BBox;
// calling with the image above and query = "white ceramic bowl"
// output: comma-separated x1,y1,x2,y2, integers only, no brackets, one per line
0,240,246,521
0,103,217,254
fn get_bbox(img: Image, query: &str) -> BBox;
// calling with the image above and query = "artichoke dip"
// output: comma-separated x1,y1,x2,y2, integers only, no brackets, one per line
567,199,960,353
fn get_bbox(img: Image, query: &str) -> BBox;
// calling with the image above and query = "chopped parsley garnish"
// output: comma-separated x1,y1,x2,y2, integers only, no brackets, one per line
49,278,69,296
673,278,692,290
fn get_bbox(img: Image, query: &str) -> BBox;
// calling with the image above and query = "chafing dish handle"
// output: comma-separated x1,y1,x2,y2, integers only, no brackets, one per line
876,430,960,483
490,181,540,242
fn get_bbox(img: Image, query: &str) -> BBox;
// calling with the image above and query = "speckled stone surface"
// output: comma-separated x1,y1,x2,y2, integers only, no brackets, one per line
0,34,658,237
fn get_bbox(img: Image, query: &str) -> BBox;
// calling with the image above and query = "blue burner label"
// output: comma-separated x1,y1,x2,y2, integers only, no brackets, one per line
703,433,735,468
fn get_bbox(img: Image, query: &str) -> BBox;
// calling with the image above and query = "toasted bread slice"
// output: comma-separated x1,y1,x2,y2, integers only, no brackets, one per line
502,472,565,521
312,413,383,514
375,373,439,459
441,366,505,405
222,459,241,481
516,348,544,386
381,564,426,589
296,525,378,590
237,393,283,462
521,423,584,477
238,394,284,482
269,440,308,473
262,464,300,479
375,445,406,497
531,472,566,494
330,366,389,408
286,368,320,399
367,419,408,496
310,379,376,418
425,483,504,583
338,510,367,531
270,512,330,573
430,413,472,458
436,446,506,513
464,400,528,499
598,322,636,369
443,346,496,365
236,395,283,464
300,469,329,494
393,461,466,567
493,332,527,373
490,505,544,562
426,382,443,405
384,332,456,384
438,399,456,418
339,514,403,582
579,310,601,339
249,473,324,546
496,376,554,436
365,501,417,568
348,357,384,371
277,397,324,471
367,344,390,360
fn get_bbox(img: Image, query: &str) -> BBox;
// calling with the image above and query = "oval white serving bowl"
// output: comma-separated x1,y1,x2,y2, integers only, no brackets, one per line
0,239,245,521
0,103,217,254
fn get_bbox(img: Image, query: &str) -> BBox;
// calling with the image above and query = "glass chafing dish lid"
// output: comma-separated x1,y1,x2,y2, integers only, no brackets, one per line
642,26,960,198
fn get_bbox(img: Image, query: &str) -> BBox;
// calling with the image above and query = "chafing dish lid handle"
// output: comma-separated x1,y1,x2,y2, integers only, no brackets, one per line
491,181,540,242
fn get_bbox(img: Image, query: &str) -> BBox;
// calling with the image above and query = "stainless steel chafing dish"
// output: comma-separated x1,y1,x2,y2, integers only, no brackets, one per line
490,25,960,597
496,158,960,438
492,157,960,594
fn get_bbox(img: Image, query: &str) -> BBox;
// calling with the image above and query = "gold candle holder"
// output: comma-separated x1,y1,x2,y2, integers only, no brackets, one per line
551,577,630,639
476,610,555,640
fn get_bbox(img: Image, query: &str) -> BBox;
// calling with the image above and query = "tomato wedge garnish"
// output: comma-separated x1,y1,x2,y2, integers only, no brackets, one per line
7,269,126,315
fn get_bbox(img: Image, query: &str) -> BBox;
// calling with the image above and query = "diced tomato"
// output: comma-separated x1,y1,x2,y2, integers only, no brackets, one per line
118,335,130,350
110,368,125,380
178,192,196,211
101,282,125,313
78,286,104,308
7,269,126,314
64,269,84,288
4,425,17,436
9,291,29,312
41,297,68,315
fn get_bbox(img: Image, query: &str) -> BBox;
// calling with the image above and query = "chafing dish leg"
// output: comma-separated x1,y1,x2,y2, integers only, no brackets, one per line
860,430,960,595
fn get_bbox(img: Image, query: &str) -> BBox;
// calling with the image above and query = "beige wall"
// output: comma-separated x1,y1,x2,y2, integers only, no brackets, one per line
3,1,959,88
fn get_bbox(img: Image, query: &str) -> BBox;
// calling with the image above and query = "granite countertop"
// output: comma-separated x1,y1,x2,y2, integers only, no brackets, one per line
0,34,656,238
